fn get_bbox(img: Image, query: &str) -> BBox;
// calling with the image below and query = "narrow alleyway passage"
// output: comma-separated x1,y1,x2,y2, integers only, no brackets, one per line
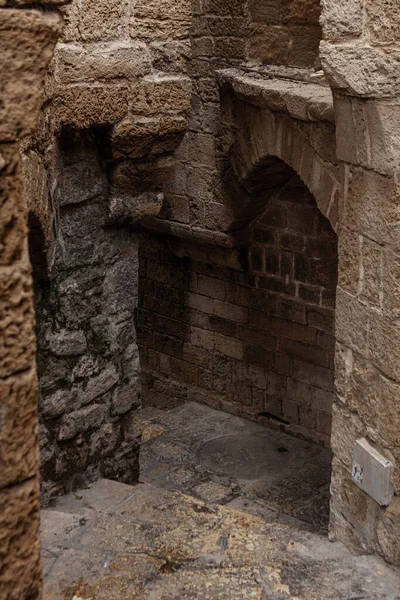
41,404,400,599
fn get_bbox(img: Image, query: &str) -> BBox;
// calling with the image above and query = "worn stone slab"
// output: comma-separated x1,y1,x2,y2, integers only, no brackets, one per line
217,68,334,122
42,479,400,599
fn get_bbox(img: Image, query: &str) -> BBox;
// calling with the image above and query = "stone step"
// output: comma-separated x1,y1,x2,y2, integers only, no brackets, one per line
42,478,400,600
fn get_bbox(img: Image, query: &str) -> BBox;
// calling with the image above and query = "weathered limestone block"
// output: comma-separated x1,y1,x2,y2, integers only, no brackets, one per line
0,479,41,600
134,0,192,22
343,167,400,252
111,116,187,160
281,0,321,25
365,0,400,45
109,192,164,225
21,149,51,243
320,0,363,40
61,0,125,43
330,403,366,470
54,42,151,84
247,25,292,66
0,370,39,488
0,264,35,379
320,43,400,97
382,248,400,318
0,9,62,141
337,227,360,296
376,499,400,565
51,85,129,128
130,75,192,116
0,144,26,266
112,156,173,198
334,96,400,173
335,287,368,355
368,311,400,383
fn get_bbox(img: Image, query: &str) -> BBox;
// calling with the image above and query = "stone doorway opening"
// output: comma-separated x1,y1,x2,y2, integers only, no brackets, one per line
137,164,338,533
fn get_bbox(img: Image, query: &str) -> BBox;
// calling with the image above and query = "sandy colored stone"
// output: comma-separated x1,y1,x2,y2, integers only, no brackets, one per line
0,9,62,141
61,0,125,43
0,264,35,379
54,42,151,84
111,116,187,160
321,42,400,97
130,75,192,116
0,369,39,488
366,0,400,45
0,479,42,600
320,0,363,40
51,85,129,128
0,144,26,266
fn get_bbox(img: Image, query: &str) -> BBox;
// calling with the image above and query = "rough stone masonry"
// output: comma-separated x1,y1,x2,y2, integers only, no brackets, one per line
0,0,399,598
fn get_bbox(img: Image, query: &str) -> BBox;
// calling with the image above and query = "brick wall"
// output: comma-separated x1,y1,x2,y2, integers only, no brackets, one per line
138,172,338,446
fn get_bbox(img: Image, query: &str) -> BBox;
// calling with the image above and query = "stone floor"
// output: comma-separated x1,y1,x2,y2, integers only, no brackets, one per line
42,403,400,599
140,402,332,534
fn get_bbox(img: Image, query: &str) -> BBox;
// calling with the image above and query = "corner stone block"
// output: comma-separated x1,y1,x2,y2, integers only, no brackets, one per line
320,0,363,41
0,9,63,141
330,402,365,469
320,42,400,98
344,167,400,252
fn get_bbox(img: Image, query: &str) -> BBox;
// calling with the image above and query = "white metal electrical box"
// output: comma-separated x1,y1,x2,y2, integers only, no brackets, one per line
352,438,394,506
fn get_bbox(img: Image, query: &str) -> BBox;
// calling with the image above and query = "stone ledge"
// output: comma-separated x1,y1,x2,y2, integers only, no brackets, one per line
217,67,334,123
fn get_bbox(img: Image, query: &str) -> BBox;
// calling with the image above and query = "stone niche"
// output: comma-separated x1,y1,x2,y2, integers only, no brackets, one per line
30,129,142,504
138,167,338,447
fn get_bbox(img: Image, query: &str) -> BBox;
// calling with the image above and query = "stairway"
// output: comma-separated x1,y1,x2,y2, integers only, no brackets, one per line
42,483,400,599
41,403,400,599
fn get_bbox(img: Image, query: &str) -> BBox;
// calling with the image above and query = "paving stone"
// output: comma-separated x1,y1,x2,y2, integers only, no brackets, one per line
140,401,332,533
42,478,400,599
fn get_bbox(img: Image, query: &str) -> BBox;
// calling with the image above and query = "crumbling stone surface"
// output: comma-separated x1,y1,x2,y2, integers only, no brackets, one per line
33,131,142,503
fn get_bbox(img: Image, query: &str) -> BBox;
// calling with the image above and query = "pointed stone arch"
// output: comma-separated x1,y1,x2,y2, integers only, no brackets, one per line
229,108,341,234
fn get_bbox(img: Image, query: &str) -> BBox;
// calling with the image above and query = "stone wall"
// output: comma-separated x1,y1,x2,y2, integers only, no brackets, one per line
320,0,400,567
32,130,142,503
139,171,337,446
0,4,63,599
22,0,192,502
247,0,322,67
157,0,323,241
